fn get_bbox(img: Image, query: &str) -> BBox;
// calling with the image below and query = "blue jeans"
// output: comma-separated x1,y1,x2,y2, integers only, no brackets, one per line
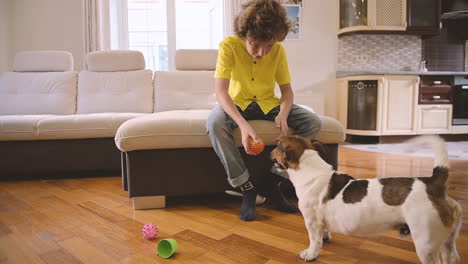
206,102,322,187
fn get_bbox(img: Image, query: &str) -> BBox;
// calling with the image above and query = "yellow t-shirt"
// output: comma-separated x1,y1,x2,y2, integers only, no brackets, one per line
214,36,291,114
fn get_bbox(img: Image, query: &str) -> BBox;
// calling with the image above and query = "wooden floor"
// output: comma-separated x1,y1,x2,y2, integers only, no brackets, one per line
0,147,467,264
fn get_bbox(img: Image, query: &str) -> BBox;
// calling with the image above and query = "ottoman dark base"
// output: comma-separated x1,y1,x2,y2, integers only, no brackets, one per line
121,144,338,209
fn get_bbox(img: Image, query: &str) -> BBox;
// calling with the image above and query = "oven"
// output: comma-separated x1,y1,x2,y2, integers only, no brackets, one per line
452,75,468,125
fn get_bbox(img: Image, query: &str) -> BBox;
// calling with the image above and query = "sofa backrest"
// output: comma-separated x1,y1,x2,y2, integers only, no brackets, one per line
0,51,77,115
13,50,75,72
154,71,216,112
154,49,217,112
77,50,154,114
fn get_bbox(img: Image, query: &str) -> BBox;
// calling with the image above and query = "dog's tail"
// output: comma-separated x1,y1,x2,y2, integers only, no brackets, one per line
405,135,449,185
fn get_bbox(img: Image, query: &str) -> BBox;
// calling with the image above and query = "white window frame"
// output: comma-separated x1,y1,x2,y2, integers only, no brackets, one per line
167,0,176,71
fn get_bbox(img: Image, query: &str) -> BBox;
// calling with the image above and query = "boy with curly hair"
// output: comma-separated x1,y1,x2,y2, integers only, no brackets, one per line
206,0,321,221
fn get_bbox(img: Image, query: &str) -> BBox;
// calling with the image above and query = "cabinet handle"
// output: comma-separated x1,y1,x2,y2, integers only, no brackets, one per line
433,95,441,99
433,81,442,85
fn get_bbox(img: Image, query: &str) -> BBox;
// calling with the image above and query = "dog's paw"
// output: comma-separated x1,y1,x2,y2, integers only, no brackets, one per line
299,248,319,262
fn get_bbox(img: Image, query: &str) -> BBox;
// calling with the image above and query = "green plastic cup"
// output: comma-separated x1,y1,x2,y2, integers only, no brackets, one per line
157,238,178,258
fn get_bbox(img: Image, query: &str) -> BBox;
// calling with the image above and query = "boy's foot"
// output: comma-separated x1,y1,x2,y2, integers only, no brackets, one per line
225,190,267,205
238,181,257,221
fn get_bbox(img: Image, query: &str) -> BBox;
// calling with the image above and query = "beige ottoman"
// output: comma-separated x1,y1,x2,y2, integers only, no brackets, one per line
115,110,345,209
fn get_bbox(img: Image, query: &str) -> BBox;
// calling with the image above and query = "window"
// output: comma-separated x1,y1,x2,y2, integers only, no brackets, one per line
175,0,224,50
110,0,224,71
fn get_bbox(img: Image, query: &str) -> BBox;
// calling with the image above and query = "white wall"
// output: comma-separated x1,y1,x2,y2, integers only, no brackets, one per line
283,1,338,117
11,0,85,70
0,0,13,74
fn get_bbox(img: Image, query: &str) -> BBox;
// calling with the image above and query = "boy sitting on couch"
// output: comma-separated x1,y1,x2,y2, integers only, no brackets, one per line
206,0,322,221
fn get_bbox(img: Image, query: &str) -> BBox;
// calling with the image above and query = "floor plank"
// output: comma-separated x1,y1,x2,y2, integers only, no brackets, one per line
58,237,119,264
39,249,83,264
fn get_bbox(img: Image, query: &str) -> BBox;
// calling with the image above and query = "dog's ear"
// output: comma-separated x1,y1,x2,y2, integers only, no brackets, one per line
311,140,327,155
295,136,317,150
284,146,301,169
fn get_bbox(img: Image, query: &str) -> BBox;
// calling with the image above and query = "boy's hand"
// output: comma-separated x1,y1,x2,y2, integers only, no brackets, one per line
240,124,260,155
274,113,289,143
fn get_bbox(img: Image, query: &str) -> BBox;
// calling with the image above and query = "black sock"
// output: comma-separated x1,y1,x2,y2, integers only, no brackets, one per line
238,181,257,221
269,174,299,213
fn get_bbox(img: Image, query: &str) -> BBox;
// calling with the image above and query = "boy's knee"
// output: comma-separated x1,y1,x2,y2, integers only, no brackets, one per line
300,113,322,139
206,112,229,137
310,114,322,129
206,116,221,135
309,115,322,137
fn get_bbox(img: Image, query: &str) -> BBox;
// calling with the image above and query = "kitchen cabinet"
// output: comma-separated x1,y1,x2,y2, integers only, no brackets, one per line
338,0,407,36
337,74,468,138
416,75,454,134
381,76,419,135
339,0,368,31
406,0,441,35
416,105,452,133
337,75,419,136
418,75,453,104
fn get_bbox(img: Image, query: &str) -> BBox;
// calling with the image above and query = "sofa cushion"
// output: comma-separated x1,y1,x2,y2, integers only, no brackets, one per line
0,72,78,115
86,50,145,72
13,51,74,72
0,115,55,141
77,70,154,114
154,71,216,112
115,110,345,152
37,113,147,140
175,49,218,70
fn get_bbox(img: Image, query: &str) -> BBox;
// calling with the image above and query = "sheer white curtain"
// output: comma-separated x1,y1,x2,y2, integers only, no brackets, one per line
224,0,247,36
109,0,128,50
84,0,111,55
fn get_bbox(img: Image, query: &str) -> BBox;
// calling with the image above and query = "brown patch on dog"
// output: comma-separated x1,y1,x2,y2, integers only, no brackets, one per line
420,166,449,187
342,180,368,204
272,136,316,170
418,166,454,227
379,178,414,206
322,173,354,203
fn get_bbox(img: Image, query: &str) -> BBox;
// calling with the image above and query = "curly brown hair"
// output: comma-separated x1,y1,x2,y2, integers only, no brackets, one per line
234,0,291,42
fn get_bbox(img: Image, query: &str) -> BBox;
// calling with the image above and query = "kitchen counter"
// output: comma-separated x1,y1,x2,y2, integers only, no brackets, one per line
336,71,468,78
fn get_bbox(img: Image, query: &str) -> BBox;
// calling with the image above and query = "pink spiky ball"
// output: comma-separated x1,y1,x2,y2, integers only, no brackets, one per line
141,223,158,240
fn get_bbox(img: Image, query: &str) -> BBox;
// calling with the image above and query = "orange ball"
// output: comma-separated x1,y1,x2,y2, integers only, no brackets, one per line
248,138,264,155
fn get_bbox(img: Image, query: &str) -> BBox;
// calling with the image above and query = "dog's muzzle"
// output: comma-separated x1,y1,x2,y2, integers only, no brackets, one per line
273,159,286,170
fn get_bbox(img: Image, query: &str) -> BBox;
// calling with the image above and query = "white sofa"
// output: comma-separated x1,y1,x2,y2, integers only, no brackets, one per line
0,50,152,178
0,50,345,209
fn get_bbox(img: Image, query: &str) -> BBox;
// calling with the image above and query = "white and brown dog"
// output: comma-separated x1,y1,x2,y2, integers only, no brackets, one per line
271,135,462,264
